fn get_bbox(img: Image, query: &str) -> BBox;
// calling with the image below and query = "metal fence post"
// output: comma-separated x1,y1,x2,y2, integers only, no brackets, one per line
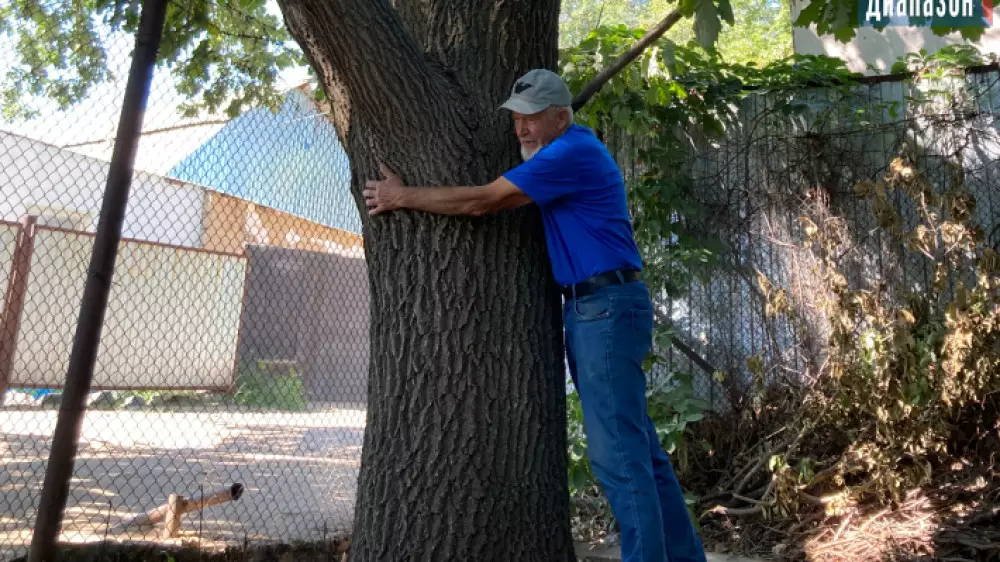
26,0,168,559
0,215,37,402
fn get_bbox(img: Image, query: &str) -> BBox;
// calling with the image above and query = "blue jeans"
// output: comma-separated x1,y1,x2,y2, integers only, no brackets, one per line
565,280,706,562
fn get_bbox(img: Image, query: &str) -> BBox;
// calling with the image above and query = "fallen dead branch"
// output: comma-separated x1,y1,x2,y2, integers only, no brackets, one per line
113,483,245,537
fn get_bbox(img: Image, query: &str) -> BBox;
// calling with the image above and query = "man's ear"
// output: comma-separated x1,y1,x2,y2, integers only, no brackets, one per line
557,107,571,129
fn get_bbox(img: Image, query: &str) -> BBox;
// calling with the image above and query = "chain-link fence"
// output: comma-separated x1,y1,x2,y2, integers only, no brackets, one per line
1,25,367,559
610,65,1000,411
1,14,998,559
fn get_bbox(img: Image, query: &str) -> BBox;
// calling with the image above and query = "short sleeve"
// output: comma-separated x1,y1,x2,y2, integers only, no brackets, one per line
502,140,580,207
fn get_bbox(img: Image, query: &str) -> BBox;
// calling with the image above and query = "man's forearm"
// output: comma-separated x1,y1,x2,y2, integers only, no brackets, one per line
397,185,489,216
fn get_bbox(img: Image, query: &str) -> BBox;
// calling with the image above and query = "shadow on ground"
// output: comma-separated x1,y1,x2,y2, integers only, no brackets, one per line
1,408,365,561
8,537,352,562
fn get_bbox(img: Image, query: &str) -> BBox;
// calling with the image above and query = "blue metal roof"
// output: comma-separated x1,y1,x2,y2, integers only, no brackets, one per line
168,90,362,234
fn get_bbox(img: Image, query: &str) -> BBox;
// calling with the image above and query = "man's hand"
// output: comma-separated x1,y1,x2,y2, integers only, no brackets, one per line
364,164,405,215
362,165,530,217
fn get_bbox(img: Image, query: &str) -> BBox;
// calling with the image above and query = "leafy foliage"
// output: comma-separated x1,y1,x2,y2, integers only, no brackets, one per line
559,24,861,348
559,0,679,48
1,0,791,122
566,378,708,541
559,0,793,67
673,47,1000,560
560,34,727,526
0,0,303,120
558,25,1000,551
566,375,709,495
646,373,710,459
557,24,865,539
769,154,1000,510
890,44,1000,77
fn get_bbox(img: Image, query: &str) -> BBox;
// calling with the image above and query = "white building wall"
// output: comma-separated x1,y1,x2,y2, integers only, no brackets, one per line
791,0,1000,75
0,130,205,248
0,223,15,309
9,227,247,390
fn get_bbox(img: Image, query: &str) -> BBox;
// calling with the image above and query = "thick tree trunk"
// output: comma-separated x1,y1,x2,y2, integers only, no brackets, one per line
277,1,575,560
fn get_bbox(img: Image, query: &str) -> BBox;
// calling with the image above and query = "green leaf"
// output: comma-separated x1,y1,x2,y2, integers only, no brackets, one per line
717,0,735,26
646,83,662,106
662,434,677,454
680,0,701,17
613,105,632,128
568,464,587,492
655,330,675,350
669,81,688,100
661,40,678,78
683,491,699,505
793,0,825,28
673,372,694,387
768,454,783,471
694,0,722,52
685,412,705,423
643,354,657,372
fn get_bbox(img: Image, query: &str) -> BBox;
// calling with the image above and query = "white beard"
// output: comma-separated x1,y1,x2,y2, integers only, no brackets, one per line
520,145,540,161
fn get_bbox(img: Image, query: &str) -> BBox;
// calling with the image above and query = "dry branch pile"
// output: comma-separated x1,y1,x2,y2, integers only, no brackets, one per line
685,65,1000,562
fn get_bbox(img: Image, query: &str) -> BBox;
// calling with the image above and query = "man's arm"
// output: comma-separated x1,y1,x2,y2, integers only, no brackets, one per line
364,164,532,216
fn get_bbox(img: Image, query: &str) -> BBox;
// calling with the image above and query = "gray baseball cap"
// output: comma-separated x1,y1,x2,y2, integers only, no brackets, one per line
499,69,573,115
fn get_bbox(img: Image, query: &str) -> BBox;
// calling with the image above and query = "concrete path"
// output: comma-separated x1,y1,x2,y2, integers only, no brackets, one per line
1,407,766,562
0,407,366,560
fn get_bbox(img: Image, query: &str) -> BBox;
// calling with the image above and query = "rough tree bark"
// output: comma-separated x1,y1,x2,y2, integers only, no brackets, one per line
275,1,574,560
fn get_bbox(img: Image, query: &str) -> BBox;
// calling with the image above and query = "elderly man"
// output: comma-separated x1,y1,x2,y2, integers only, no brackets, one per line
363,68,706,562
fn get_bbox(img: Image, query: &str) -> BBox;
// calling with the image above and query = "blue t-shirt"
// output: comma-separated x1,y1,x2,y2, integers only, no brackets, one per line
503,124,643,286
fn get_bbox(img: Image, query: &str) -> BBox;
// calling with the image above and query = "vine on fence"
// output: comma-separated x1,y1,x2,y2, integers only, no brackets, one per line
559,27,1000,555
699,47,1000,559
557,26,869,540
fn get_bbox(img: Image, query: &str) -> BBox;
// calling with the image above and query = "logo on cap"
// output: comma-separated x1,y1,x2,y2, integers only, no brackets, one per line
514,81,533,94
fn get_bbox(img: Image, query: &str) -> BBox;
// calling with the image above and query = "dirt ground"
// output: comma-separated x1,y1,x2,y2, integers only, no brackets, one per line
0,406,366,561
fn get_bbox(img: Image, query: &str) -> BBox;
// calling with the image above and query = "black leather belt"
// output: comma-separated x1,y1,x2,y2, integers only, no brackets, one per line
561,268,641,300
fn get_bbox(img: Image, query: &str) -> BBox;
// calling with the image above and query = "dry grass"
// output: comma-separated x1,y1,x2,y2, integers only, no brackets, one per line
700,457,1000,562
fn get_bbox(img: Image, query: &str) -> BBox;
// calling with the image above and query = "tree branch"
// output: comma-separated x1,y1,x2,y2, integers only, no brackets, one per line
276,0,467,161
654,309,721,376
730,435,794,494
670,333,720,376
572,9,684,111
730,492,770,506
707,505,762,517
60,119,232,149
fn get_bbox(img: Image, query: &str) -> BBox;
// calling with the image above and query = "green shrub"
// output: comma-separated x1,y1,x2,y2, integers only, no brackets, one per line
234,360,308,411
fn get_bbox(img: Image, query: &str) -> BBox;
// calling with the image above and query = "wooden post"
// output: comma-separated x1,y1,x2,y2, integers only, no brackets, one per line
162,494,183,539
0,215,37,401
113,483,244,534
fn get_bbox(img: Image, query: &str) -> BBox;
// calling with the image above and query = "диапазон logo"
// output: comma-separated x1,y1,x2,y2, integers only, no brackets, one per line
860,0,993,26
